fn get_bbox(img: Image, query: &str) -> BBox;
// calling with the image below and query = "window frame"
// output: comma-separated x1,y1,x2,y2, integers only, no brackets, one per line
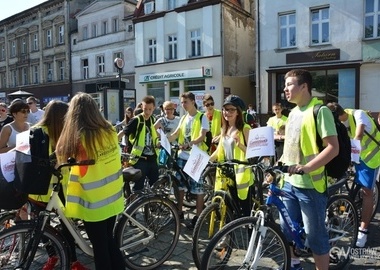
168,34,177,60
33,65,39,84
364,0,380,38
190,29,201,57
97,55,105,74
58,25,64,44
46,62,53,82
279,12,296,49
82,59,89,79
33,33,38,51
102,21,108,35
148,38,157,63
310,7,330,45
46,29,52,47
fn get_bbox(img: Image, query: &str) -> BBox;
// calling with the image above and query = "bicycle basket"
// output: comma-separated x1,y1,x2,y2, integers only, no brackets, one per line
13,151,53,195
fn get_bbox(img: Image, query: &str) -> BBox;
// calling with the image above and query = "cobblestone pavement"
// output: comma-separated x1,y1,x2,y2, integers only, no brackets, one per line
77,208,380,270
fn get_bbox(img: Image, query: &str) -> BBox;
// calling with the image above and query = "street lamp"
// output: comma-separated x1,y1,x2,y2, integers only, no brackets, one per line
114,57,125,122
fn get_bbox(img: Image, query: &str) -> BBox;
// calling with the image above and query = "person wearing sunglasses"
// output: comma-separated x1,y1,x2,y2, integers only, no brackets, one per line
0,100,30,153
0,103,13,131
202,94,221,154
26,96,45,125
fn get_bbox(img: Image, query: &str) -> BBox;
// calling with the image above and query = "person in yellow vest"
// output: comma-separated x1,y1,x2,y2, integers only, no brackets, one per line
267,103,288,161
123,95,160,191
282,69,339,270
168,92,209,229
209,95,253,216
56,93,125,270
202,94,221,154
327,102,380,248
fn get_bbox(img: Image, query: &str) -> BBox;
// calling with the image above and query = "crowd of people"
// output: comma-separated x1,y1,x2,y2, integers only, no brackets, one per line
1,70,380,270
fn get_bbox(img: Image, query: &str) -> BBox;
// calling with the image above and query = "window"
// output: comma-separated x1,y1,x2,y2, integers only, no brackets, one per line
279,13,296,48
46,63,53,82
10,40,16,57
92,24,97,38
168,35,177,60
22,67,28,85
33,33,38,51
148,38,157,63
311,7,329,44
102,21,107,35
144,2,154,14
1,44,5,60
83,26,88,40
12,70,17,87
0,73,5,88
168,0,177,10
21,38,27,54
58,25,64,44
33,65,39,84
97,55,105,74
46,29,52,47
82,59,89,79
58,61,64,80
190,29,201,57
365,0,380,38
112,18,118,33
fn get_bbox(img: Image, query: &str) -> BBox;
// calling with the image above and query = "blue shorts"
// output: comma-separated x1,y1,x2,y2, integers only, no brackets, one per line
354,160,379,189
176,158,205,195
280,182,330,255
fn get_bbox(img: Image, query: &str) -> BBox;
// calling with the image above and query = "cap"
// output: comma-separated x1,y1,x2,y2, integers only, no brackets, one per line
223,95,246,110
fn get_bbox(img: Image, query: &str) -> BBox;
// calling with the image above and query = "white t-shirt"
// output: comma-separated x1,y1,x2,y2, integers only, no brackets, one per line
28,109,44,125
344,110,372,134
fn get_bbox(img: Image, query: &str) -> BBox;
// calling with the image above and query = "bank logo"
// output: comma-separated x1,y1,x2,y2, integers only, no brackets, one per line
144,75,150,82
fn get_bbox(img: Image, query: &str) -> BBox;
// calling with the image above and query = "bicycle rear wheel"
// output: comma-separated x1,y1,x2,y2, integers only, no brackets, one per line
192,201,234,269
116,195,180,270
326,194,358,270
201,216,290,269
0,222,70,269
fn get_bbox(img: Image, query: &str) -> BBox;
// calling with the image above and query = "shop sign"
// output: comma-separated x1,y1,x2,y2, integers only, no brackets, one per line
139,67,212,83
286,49,340,64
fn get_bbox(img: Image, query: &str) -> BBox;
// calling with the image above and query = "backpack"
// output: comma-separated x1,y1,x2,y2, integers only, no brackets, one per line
243,111,259,128
200,114,213,151
14,127,53,195
313,104,351,179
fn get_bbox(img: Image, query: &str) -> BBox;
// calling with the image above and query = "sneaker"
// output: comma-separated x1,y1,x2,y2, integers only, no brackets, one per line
186,216,198,230
71,261,90,270
356,229,368,248
42,256,59,270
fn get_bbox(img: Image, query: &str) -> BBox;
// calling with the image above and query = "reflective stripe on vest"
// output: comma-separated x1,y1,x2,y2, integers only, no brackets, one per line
346,109,380,168
70,170,122,190
67,189,123,210
300,98,326,193
216,124,253,199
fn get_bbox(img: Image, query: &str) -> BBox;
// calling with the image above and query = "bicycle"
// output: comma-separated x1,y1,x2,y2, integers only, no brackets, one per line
192,158,266,269
201,165,358,269
152,145,215,209
0,157,180,270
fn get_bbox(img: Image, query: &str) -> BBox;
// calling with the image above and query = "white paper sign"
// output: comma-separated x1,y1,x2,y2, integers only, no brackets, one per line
15,130,31,154
246,126,275,159
351,139,361,164
158,128,171,155
183,145,210,182
0,151,16,182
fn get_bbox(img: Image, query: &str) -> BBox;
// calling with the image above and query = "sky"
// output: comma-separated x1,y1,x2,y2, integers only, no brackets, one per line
0,0,48,21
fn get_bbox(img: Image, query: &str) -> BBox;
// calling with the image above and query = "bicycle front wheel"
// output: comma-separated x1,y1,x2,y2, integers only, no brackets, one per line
201,216,290,269
0,222,70,269
192,201,234,269
326,194,358,270
116,195,180,270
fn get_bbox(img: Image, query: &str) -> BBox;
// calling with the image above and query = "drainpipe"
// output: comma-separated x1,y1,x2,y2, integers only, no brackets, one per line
255,0,261,125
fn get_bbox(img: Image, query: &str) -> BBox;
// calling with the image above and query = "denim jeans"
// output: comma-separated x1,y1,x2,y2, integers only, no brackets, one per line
280,181,330,255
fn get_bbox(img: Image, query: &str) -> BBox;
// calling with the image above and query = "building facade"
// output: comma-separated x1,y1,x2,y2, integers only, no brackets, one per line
71,0,136,123
133,0,255,113
0,0,92,105
258,0,380,118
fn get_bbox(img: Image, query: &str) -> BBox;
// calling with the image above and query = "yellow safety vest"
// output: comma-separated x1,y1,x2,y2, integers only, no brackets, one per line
299,98,327,193
345,109,380,169
216,124,254,200
178,112,208,152
65,132,124,222
210,109,222,137
129,114,159,165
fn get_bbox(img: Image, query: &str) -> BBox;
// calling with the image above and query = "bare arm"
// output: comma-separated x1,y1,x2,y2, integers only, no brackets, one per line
354,123,365,141
0,126,13,153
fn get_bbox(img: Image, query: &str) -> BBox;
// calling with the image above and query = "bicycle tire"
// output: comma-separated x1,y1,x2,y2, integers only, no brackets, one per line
351,180,379,222
326,194,358,270
115,195,180,270
192,201,234,269
0,222,70,269
0,213,17,231
201,216,290,269
152,174,181,207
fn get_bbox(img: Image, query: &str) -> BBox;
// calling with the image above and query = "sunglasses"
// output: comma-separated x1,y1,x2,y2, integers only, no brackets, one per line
27,102,34,105
204,102,214,107
0,109,6,112
222,108,237,113
19,109,30,114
